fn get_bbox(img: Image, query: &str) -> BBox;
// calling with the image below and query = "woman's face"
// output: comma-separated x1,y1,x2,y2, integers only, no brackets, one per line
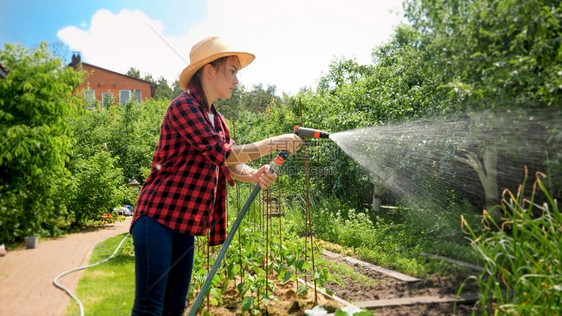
213,56,241,100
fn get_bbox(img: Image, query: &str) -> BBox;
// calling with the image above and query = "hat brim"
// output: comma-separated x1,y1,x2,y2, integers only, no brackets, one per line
179,52,255,90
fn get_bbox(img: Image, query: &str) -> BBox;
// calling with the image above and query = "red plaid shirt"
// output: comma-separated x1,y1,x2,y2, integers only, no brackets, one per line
131,88,234,246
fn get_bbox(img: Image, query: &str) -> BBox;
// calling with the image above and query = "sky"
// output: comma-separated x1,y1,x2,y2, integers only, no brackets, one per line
0,0,406,95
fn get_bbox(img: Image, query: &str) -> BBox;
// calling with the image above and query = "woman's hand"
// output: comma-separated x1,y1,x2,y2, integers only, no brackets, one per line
272,134,303,154
226,134,303,166
254,164,276,189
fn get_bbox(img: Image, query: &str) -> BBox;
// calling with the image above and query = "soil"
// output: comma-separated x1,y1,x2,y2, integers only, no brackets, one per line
185,252,481,315
185,277,343,315
321,254,481,315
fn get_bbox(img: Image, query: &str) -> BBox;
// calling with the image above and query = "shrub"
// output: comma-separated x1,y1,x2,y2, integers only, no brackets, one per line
67,151,123,225
0,42,82,242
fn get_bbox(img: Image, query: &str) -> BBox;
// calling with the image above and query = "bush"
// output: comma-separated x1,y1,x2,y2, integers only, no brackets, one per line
0,42,82,243
67,151,123,225
68,98,167,186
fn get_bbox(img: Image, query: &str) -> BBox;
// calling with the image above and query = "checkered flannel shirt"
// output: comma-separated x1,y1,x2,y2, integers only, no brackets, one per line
131,87,235,246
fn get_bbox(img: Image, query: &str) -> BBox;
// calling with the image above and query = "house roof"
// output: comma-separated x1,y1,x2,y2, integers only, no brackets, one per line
69,53,154,86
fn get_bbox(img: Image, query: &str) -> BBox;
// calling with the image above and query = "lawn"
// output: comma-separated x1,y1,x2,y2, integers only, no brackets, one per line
65,233,135,315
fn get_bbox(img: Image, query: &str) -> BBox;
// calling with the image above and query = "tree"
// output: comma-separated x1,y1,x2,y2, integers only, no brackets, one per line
68,97,169,187
126,67,141,79
153,76,173,100
402,0,562,211
142,73,154,83
216,84,281,120
126,69,176,101
172,79,183,98
404,0,562,108
0,42,83,242
317,57,373,93
67,151,123,225
272,0,561,213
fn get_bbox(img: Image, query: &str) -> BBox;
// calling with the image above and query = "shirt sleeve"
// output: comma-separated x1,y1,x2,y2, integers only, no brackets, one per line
168,97,232,166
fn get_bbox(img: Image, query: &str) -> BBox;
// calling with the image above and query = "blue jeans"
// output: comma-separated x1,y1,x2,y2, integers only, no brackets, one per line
131,216,195,316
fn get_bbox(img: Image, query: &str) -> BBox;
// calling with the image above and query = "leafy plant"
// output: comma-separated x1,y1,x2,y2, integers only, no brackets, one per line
0,42,83,242
67,151,123,225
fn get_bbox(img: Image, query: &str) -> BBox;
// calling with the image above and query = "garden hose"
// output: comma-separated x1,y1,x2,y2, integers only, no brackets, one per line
52,233,131,316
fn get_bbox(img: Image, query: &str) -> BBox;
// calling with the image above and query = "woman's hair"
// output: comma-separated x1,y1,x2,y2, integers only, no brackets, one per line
189,57,228,108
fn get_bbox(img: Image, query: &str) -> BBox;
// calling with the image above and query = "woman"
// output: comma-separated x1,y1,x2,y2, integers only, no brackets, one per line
130,36,302,315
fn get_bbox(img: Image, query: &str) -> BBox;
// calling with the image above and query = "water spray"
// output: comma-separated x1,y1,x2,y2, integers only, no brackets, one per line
187,126,330,316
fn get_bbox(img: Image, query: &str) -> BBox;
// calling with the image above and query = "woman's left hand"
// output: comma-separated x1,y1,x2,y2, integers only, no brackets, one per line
255,164,276,189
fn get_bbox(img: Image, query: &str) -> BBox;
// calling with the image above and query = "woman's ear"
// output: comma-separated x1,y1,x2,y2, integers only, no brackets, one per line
201,63,216,80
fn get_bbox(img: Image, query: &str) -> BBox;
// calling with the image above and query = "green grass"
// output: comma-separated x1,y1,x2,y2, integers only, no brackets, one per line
319,259,379,287
65,233,135,316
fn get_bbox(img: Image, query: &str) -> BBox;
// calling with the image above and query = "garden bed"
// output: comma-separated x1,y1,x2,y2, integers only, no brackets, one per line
187,249,480,315
186,276,345,315
319,251,481,315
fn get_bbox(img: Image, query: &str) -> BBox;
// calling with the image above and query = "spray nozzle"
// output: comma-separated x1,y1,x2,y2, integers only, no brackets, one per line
294,126,330,139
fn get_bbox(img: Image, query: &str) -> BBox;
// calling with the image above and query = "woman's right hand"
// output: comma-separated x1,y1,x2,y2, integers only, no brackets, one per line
272,133,303,154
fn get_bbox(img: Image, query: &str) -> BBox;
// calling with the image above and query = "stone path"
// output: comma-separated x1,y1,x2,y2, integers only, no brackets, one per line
0,218,132,316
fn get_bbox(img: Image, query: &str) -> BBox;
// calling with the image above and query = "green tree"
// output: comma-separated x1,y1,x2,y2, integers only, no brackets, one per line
401,0,562,210
0,42,83,242
126,67,140,79
153,76,173,100
66,96,168,225
142,73,154,83
171,79,183,98
127,69,174,100
404,0,562,108
110,99,167,183
216,84,280,120
68,97,168,186
286,0,562,211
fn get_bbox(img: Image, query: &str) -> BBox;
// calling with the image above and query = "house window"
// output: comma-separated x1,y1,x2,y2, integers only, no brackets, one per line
132,90,141,103
101,92,113,108
84,89,96,109
119,89,142,105
119,90,130,106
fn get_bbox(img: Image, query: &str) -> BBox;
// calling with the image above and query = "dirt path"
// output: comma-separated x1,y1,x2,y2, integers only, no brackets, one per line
0,218,131,316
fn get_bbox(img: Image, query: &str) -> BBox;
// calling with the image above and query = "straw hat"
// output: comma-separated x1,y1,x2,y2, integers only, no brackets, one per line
179,36,255,90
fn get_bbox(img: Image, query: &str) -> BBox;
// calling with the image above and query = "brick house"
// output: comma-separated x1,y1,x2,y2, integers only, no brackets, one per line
69,54,154,108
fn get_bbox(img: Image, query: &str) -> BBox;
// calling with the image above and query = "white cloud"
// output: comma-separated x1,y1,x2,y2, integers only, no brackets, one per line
58,9,188,86
58,1,405,95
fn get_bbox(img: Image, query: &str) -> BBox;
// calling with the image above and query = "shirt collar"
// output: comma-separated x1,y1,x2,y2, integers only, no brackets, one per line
188,87,204,105
188,87,217,114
